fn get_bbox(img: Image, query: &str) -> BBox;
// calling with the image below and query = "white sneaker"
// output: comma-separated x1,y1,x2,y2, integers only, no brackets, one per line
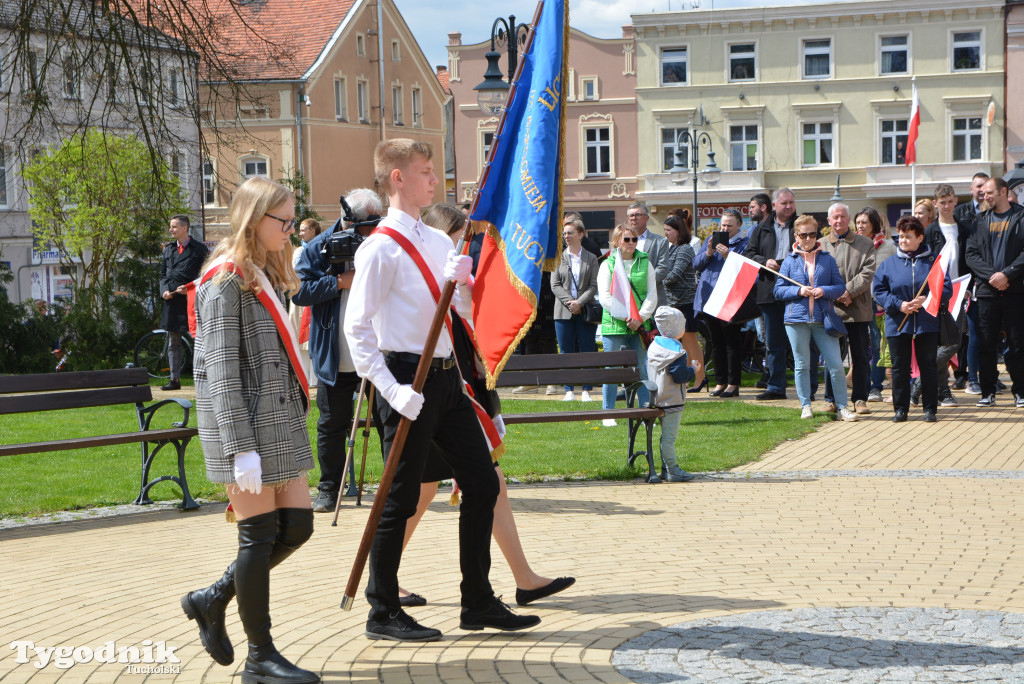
838,407,859,422
562,391,574,402
545,385,560,395
800,406,813,419
581,390,593,402
602,418,617,427
511,385,536,394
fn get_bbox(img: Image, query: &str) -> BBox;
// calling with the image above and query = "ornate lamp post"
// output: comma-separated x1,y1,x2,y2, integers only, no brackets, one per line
669,130,721,233
473,15,530,115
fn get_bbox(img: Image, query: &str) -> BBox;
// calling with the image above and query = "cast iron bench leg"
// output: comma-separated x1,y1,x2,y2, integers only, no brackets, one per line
643,418,658,482
134,438,199,511
134,442,155,506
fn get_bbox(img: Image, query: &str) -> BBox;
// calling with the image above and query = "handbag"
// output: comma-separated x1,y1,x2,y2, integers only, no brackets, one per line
823,300,848,338
568,263,603,324
938,308,960,347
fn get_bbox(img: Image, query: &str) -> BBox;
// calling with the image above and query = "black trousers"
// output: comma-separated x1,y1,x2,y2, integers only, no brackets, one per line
366,358,499,622
889,332,939,412
824,321,871,404
314,371,362,495
704,314,744,386
976,295,1024,397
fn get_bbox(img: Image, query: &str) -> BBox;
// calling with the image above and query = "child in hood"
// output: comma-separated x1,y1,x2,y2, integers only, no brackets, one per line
646,306,698,482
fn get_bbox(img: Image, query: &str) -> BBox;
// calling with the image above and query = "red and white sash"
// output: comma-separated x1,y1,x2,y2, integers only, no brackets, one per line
374,226,503,460
197,256,310,411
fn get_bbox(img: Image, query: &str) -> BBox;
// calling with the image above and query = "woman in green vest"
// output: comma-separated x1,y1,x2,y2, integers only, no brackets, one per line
597,224,658,426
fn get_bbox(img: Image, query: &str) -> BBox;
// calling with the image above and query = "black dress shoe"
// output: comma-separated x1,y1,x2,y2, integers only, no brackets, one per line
399,592,427,607
718,388,740,398
893,408,908,423
710,387,725,397
161,379,181,391
242,642,320,684
924,410,937,423
460,596,540,631
516,577,576,606
366,610,442,642
755,390,787,401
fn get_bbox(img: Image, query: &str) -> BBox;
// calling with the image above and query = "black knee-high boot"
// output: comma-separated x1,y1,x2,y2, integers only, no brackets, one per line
182,509,314,667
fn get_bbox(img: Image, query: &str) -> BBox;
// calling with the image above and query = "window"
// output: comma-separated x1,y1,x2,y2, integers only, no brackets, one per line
104,59,118,102
480,130,494,168
581,77,597,101
411,87,422,127
880,119,908,165
952,31,981,71
243,157,268,178
660,48,687,85
357,80,368,122
880,35,908,75
168,68,183,107
802,122,833,166
952,117,982,161
802,38,831,79
391,39,401,62
730,125,758,171
728,43,756,81
584,126,611,176
661,127,688,172
334,78,347,120
24,50,43,93
202,160,216,206
356,34,366,57
392,85,403,125
0,149,7,207
62,55,78,99
170,152,185,190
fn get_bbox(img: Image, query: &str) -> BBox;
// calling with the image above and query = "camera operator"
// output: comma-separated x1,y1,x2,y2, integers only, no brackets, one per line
293,187,382,512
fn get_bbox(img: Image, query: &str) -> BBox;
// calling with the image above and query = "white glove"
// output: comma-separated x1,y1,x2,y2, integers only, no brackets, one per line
444,250,473,285
492,414,506,440
382,383,424,421
234,451,263,494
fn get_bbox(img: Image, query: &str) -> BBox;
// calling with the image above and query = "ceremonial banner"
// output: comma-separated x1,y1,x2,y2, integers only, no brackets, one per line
702,252,761,322
469,0,568,388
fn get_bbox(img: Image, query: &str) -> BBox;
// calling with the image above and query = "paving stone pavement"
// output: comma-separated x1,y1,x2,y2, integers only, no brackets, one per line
2,384,1024,683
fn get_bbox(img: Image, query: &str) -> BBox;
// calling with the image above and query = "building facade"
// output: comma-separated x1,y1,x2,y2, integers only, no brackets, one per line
632,0,1005,230
1007,0,1024,174
447,26,637,247
200,0,447,240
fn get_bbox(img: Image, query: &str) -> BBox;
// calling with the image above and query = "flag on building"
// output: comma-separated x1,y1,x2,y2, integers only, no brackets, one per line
922,240,955,317
948,273,972,319
906,78,920,166
702,252,762,322
469,0,569,388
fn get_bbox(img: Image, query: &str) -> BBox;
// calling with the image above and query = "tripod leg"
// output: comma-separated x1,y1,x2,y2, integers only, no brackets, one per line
332,377,368,526
357,384,375,507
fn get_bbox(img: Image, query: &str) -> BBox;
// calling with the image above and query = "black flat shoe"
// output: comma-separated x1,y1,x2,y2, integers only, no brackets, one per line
366,610,442,642
516,577,576,606
710,387,726,397
718,388,740,398
893,408,908,423
399,593,427,607
755,390,787,400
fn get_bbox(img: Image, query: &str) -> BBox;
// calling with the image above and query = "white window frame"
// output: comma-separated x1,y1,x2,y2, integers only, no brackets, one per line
878,34,910,76
879,118,909,165
334,77,347,121
411,87,422,128
241,156,269,180
24,49,44,94
356,79,369,123
660,126,689,173
391,84,403,126
62,53,79,100
729,123,759,171
580,76,598,101
659,47,688,86
801,121,834,167
479,127,496,175
580,119,614,178
356,33,366,57
801,37,832,80
168,67,184,107
950,29,983,72
391,39,401,62
951,115,984,162
727,41,757,82
170,151,186,190
202,159,217,206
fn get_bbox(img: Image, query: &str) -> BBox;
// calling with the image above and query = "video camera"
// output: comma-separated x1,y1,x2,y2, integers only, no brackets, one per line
321,195,382,273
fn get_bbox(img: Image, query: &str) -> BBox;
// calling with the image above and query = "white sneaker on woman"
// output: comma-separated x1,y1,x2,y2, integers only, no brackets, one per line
838,407,859,422
602,418,617,427
800,406,813,419
562,391,574,402
580,390,593,402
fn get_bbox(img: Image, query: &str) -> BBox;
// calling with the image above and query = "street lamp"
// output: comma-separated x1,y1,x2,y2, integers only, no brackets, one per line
473,15,530,115
669,129,720,232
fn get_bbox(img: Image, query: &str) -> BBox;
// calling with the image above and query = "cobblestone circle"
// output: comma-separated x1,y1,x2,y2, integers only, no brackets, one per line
613,607,1024,683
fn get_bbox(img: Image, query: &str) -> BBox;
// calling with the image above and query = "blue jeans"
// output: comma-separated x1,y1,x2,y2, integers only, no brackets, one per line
966,302,980,383
602,333,649,409
785,323,848,410
554,317,598,391
760,302,789,394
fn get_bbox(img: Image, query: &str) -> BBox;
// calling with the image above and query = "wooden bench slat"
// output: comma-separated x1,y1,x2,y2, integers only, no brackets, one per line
0,387,154,415
0,368,151,394
502,408,662,424
495,368,640,387
502,350,638,371
0,428,198,456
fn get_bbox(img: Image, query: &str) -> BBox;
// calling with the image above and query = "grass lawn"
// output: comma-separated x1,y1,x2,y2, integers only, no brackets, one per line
0,397,829,518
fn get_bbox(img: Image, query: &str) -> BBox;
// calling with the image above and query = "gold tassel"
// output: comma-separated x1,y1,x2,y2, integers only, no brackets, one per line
225,503,237,523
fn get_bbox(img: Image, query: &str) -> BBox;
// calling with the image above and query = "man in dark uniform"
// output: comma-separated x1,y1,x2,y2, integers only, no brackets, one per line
159,214,208,390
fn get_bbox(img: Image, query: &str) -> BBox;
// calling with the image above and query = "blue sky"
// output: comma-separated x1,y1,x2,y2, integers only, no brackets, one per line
393,0,842,72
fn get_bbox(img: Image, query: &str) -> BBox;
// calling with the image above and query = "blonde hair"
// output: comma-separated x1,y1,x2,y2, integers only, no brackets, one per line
793,214,819,234
423,203,466,236
374,138,433,193
914,198,936,225
610,223,639,248
207,176,299,294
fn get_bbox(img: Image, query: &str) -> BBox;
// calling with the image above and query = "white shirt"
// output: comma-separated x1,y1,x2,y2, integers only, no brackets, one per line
636,229,650,255
939,221,960,279
567,249,582,298
343,208,471,397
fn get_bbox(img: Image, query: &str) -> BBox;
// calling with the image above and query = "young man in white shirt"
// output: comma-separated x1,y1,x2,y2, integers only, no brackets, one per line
344,139,539,642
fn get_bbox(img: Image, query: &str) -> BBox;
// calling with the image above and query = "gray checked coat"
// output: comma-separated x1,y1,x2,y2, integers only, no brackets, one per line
193,272,313,485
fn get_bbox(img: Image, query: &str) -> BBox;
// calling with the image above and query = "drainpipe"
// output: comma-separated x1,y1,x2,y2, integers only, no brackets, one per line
377,0,387,142
296,83,306,214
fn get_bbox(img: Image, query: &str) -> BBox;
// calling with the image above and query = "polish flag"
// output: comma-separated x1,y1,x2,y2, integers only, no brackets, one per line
948,274,972,318
702,251,761,322
607,248,642,321
922,240,955,317
906,80,920,165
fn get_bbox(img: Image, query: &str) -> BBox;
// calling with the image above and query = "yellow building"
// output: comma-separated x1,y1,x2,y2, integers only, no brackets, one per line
632,0,1005,228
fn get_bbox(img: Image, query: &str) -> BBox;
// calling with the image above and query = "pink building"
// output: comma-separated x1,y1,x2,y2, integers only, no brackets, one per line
1008,1,1024,175
447,26,637,247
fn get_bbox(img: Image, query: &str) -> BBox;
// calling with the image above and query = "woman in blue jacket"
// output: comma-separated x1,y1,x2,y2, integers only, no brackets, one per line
872,215,953,423
774,215,858,422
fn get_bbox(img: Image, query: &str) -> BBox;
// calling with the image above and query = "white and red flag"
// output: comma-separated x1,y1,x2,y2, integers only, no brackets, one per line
702,251,761,322
906,79,920,166
606,248,642,321
923,240,955,317
948,274,972,318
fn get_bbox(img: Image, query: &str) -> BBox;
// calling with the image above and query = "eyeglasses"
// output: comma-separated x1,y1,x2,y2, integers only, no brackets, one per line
562,232,577,238
795,232,818,239
626,214,645,220
265,212,297,232
621,236,639,243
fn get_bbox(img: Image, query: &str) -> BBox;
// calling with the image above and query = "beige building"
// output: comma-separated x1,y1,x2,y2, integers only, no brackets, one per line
632,0,1005,229
200,0,447,240
447,26,637,247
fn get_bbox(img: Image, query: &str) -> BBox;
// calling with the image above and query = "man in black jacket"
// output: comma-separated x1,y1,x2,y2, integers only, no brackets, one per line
953,172,989,226
965,177,1024,407
743,188,796,400
159,215,208,390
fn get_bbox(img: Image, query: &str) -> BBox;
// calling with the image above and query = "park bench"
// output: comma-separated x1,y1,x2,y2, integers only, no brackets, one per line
0,367,200,510
496,350,665,482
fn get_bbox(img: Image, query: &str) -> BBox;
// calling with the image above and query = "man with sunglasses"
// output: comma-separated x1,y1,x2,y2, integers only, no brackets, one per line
159,214,208,390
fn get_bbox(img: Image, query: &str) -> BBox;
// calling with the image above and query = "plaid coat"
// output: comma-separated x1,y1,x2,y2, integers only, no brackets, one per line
193,272,313,485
